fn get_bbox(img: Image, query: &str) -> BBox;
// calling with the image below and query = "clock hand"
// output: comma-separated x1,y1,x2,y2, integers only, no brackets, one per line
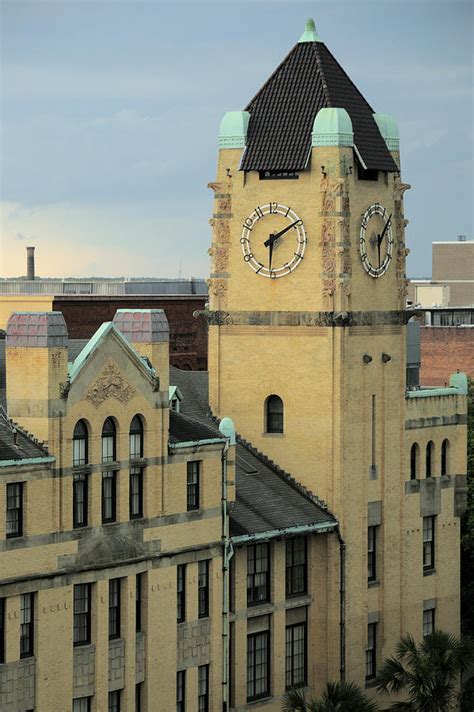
263,219,301,247
377,235,381,269
377,213,392,246
269,239,274,271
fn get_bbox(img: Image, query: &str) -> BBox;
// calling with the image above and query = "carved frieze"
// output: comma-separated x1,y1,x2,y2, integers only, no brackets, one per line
86,359,135,407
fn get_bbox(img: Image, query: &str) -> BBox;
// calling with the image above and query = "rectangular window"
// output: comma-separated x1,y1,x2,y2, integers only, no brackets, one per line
186,461,200,510
73,698,91,712
6,482,23,538
286,622,307,689
286,537,307,597
136,573,143,633
74,584,91,646
177,564,186,623
130,432,142,460
198,560,209,619
365,623,377,680
0,598,5,664
198,664,209,712
109,578,121,639
423,608,435,637
20,593,34,658
135,683,143,712
102,471,117,523
177,670,186,712
247,543,270,606
73,473,88,528
102,435,115,463
368,526,377,582
108,690,120,712
73,438,87,467
423,516,435,571
247,631,270,701
129,467,143,519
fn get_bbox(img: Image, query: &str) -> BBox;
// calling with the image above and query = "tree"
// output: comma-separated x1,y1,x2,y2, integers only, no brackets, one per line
461,377,474,636
282,681,379,712
376,630,474,711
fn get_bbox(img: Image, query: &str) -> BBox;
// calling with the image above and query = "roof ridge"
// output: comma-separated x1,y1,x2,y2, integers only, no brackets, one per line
207,411,334,517
313,42,332,108
318,42,374,114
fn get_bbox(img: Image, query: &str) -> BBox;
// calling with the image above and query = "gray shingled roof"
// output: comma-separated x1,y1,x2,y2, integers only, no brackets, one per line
170,367,336,537
0,416,51,463
241,40,398,173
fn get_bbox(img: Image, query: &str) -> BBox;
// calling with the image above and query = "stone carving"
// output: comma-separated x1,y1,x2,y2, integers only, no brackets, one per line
86,359,135,407
59,379,71,400
322,196,336,213
207,182,224,194
393,177,411,200
329,178,345,195
217,197,231,213
322,278,336,303
321,221,336,243
207,278,228,299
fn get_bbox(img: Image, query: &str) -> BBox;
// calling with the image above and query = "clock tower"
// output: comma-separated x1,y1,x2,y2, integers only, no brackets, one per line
206,18,463,688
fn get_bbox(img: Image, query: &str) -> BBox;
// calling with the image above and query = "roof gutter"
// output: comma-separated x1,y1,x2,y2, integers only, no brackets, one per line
169,437,225,450
230,519,338,545
0,455,55,468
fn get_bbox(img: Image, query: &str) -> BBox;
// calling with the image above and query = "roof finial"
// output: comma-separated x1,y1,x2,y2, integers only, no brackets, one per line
298,18,321,43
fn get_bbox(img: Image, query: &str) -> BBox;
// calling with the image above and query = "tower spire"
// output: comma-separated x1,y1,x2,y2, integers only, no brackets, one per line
298,18,321,43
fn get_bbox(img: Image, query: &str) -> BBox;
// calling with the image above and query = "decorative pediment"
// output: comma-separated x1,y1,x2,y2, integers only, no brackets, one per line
86,358,135,407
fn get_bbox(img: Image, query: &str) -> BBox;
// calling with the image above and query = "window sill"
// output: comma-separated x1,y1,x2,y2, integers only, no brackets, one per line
246,601,274,616
246,694,273,706
365,678,378,689
72,464,92,474
261,432,284,438
101,461,120,471
368,579,380,588
285,594,311,607
74,640,92,648
423,568,436,577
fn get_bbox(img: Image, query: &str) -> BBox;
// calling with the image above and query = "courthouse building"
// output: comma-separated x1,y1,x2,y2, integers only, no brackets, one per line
0,19,468,712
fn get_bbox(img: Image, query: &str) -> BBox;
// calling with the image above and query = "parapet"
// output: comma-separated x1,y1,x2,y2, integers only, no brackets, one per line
6,312,68,348
112,309,169,343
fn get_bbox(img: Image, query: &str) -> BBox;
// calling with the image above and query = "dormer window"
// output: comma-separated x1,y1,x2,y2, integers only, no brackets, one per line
169,386,183,413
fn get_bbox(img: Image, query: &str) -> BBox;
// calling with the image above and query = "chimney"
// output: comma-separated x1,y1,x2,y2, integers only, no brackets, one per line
458,235,466,242
26,246,35,280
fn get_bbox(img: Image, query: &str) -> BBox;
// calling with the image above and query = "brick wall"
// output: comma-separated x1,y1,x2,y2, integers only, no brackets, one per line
53,295,208,370
420,327,474,386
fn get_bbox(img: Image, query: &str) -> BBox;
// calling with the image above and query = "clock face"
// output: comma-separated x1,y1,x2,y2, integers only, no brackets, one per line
240,203,307,278
359,203,393,278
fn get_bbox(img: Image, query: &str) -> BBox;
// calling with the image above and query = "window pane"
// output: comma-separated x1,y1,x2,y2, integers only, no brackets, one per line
102,472,117,523
247,631,269,701
109,579,121,639
177,565,186,623
73,473,88,528
187,461,200,510
108,690,120,712
20,593,34,658
286,538,307,596
286,623,306,689
177,670,186,712
130,467,143,519
198,665,209,712
247,544,270,605
74,584,90,646
6,482,23,537
198,561,209,618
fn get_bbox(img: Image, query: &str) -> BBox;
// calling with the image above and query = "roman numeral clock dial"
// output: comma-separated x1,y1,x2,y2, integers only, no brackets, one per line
359,203,394,278
240,203,307,278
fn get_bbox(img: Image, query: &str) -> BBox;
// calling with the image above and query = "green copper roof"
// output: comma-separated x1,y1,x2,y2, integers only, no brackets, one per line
298,18,321,43
219,111,250,149
373,113,399,151
312,107,354,147
219,417,236,445
449,371,468,394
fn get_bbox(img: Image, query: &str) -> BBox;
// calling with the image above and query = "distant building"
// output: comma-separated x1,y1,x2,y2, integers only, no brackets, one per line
408,237,474,307
0,276,208,371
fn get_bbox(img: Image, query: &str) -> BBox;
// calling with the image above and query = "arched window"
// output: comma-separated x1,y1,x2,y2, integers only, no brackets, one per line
426,441,434,478
102,418,116,463
410,443,419,480
129,415,144,459
441,439,449,477
266,395,284,434
73,420,88,466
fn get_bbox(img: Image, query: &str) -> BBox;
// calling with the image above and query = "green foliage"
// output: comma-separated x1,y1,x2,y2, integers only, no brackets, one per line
376,630,474,711
282,681,379,712
461,377,474,635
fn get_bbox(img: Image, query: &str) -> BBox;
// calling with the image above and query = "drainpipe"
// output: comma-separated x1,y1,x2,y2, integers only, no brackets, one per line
336,526,346,682
221,438,233,712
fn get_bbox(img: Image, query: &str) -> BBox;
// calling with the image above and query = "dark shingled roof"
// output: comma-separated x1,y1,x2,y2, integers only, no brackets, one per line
0,416,51,463
169,409,224,445
170,367,336,537
241,40,398,173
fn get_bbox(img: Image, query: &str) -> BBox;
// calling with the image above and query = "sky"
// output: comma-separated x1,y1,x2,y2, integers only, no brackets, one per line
0,0,472,279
